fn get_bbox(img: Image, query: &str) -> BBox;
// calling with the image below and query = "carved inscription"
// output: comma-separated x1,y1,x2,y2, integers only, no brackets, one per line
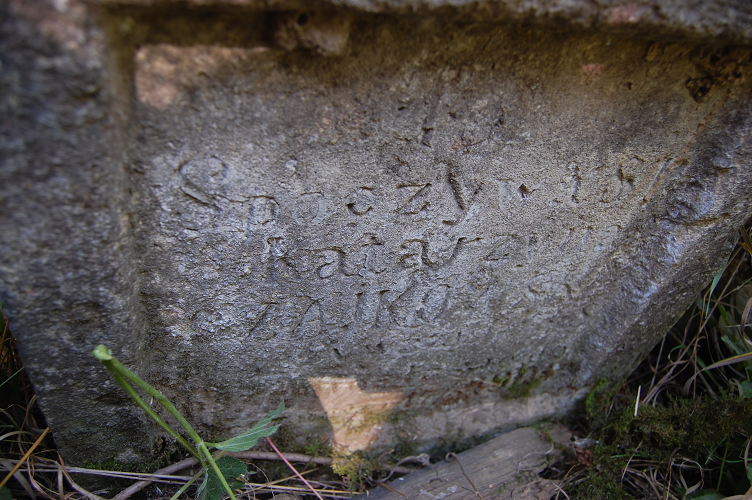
181,157,228,194
398,184,431,215
191,304,271,337
318,249,342,278
160,148,601,348
391,284,449,327
250,197,278,225
262,236,286,262
346,187,374,215
343,234,385,276
486,235,527,265
294,193,328,225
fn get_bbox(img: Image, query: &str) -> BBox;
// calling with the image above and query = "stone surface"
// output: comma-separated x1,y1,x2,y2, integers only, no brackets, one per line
1,0,752,464
354,426,569,500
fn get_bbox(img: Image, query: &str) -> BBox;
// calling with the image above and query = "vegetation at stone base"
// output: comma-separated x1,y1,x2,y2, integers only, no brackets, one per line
92,345,284,500
0,300,53,500
550,221,752,500
0,325,415,500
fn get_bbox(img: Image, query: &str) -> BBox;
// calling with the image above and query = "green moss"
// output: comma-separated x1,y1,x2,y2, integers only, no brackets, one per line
564,389,752,499
386,410,408,424
585,379,611,416
507,377,542,399
568,459,636,500
302,440,326,457
82,458,156,474
331,452,374,491
633,391,752,452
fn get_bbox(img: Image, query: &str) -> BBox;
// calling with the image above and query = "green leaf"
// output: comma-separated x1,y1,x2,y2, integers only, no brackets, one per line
197,456,246,500
196,471,208,500
687,489,725,500
0,487,11,500
213,402,284,452
741,380,752,399
746,462,752,486
721,335,746,356
705,262,728,318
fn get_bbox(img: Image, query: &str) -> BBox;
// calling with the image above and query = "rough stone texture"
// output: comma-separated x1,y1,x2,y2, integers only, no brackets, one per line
1,0,752,464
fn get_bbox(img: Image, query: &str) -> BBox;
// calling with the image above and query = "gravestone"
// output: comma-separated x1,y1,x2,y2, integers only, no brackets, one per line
2,0,752,464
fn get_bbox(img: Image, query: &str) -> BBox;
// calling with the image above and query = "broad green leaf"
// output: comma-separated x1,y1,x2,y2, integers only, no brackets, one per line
0,487,11,500
687,489,725,500
213,402,284,452
747,462,752,486
198,456,246,500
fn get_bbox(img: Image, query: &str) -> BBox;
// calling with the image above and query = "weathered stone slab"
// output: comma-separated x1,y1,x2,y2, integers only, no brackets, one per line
354,426,566,500
1,0,752,464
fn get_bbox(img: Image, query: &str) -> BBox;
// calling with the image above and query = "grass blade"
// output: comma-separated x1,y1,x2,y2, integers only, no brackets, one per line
740,297,752,339
684,352,752,394
0,367,24,391
705,262,728,318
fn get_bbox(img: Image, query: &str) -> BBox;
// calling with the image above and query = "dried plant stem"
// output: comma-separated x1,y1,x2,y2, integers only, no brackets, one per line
0,426,49,489
266,437,325,500
111,457,198,500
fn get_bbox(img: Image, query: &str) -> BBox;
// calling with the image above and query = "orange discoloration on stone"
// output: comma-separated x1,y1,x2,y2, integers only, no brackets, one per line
309,377,401,453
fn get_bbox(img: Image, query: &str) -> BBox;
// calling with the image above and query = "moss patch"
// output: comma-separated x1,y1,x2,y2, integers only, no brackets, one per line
565,390,752,499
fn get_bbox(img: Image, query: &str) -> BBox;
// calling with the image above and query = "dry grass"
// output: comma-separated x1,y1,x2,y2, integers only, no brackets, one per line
549,221,752,500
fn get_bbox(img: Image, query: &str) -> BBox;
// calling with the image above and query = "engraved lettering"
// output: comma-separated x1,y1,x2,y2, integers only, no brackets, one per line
498,179,516,210
355,290,385,328
180,185,212,204
249,302,299,341
526,273,568,302
192,304,272,338
434,180,465,225
192,309,230,335
346,187,375,215
561,162,581,204
419,284,449,322
420,232,452,266
397,184,431,214
262,236,286,262
447,169,467,211
318,249,342,278
617,167,636,200
297,301,324,340
343,234,385,276
180,157,228,192
250,196,278,225
244,304,272,337
294,193,328,225
398,240,424,270
391,284,449,327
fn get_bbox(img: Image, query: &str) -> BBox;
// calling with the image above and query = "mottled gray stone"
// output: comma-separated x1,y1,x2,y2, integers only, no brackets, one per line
1,0,752,464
